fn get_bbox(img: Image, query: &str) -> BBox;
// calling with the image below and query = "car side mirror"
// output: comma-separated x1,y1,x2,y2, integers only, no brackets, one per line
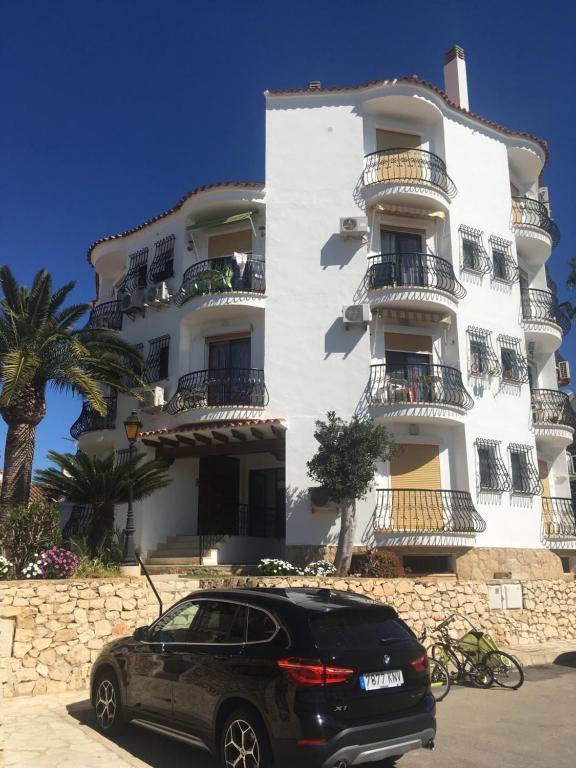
133,625,150,641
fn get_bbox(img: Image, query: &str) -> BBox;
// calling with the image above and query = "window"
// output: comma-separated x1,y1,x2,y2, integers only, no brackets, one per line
489,237,518,283
149,235,175,283
475,439,511,492
459,226,490,274
462,239,480,271
144,335,170,382
508,444,541,495
497,335,528,384
492,250,507,280
190,601,247,644
310,608,413,650
150,601,200,643
247,608,278,643
119,248,149,293
467,327,501,377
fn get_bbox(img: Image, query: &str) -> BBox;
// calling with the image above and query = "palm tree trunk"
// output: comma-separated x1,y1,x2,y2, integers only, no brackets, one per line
0,421,38,512
334,499,357,576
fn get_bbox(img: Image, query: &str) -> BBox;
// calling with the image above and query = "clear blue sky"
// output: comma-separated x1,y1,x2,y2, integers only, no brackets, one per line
1,0,574,470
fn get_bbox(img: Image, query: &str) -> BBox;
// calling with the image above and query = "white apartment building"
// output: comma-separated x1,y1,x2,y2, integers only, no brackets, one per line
69,46,575,579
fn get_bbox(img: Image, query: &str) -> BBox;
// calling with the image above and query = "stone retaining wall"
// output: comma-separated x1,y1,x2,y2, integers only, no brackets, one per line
1,575,575,698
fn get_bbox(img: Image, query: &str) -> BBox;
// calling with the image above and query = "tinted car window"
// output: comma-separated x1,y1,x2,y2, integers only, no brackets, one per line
310,609,414,650
190,601,247,644
150,601,200,642
247,608,277,643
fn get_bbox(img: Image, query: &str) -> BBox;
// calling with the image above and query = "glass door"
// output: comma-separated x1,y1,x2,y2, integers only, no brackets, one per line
380,230,424,287
208,338,250,405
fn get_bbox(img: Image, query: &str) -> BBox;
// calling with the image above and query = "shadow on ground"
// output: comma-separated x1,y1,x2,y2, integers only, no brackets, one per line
554,651,576,668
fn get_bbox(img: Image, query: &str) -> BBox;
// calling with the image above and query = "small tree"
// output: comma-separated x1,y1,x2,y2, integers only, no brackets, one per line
307,411,395,575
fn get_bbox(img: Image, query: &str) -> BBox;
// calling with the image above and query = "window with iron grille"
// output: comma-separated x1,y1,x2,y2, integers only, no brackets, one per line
144,335,170,383
123,343,144,386
497,335,528,383
459,225,490,274
149,235,175,283
489,236,518,283
508,443,541,495
118,248,148,293
467,327,501,376
474,438,512,492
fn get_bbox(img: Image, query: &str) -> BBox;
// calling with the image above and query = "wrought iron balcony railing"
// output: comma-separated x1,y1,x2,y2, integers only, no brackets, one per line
70,395,117,440
511,196,560,247
85,301,123,331
374,489,486,534
531,389,576,429
165,368,267,414
542,497,576,538
173,255,265,307
199,504,285,539
367,252,465,299
521,289,571,336
62,505,93,538
370,364,473,410
363,148,457,199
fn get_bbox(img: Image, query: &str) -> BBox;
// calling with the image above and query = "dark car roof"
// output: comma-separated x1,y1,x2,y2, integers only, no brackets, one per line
184,587,396,615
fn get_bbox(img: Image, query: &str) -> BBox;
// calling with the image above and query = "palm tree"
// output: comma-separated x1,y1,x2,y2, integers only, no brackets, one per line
0,267,142,512
35,450,172,553
568,256,576,292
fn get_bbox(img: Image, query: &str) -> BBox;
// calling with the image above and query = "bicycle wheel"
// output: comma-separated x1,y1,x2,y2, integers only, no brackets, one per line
428,658,451,701
430,643,461,683
482,651,524,690
469,662,494,689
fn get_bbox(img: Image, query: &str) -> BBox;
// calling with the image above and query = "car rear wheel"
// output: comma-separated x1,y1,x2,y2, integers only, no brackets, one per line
93,671,125,735
220,708,273,768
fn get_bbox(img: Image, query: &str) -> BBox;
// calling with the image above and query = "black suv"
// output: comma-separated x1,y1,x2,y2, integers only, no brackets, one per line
91,588,436,767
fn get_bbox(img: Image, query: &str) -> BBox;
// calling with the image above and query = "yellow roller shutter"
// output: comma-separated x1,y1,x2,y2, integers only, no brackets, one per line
208,229,252,259
384,333,433,354
538,460,550,497
539,460,552,535
390,444,443,531
375,131,423,184
376,130,422,151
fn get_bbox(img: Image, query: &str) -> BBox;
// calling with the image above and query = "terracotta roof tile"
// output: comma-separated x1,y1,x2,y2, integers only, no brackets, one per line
140,417,286,439
87,181,264,265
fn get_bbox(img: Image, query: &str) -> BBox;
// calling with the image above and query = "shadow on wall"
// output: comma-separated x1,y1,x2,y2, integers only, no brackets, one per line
320,233,364,269
285,485,340,546
324,317,365,359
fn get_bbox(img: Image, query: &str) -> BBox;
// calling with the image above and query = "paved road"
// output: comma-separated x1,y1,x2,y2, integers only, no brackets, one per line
2,663,575,768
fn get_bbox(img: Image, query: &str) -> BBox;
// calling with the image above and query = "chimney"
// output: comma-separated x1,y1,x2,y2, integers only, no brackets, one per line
443,45,469,110
308,80,322,91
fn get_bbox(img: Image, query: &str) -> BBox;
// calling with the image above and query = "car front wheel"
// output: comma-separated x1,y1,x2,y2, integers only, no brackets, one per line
93,671,125,735
220,708,273,768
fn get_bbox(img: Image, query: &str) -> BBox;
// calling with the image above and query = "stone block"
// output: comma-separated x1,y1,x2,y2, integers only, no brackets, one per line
0,618,15,659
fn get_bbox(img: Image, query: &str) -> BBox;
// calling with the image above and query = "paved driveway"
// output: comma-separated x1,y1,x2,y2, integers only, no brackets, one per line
2,661,575,768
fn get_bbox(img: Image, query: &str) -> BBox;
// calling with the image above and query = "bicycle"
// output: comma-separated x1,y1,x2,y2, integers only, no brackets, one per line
428,613,524,690
418,629,451,701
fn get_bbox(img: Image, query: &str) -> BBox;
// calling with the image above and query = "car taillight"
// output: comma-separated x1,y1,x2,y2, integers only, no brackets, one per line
277,658,354,686
411,653,429,673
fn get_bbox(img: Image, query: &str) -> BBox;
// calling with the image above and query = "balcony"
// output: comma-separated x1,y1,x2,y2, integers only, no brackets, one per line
369,363,473,423
363,149,457,208
174,256,265,308
165,369,268,415
85,300,123,331
531,389,576,447
521,288,570,352
367,252,465,312
512,196,560,263
374,489,486,534
70,395,117,441
542,497,576,539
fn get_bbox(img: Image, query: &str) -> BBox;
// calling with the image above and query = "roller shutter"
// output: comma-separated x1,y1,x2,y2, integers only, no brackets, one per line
390,444,443,530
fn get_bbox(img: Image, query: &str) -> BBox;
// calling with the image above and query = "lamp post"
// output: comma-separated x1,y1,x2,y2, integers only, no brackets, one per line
122,410,142,568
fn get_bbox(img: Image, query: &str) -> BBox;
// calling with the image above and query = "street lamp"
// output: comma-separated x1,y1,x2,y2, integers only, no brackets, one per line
122,409,142,567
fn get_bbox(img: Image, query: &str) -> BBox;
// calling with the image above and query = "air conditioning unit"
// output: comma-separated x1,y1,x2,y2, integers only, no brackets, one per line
136,386,165,413
120,290,145,314
340,216,368,238
557,360,571,386
144,282,171,308
309,487,331,507
538,186,551,214
342,304,371,329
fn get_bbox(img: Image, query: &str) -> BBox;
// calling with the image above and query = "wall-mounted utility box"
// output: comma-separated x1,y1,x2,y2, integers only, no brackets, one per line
487,583,523,610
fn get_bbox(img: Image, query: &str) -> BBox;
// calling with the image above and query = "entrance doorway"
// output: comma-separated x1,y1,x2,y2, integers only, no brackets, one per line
197,456,240,534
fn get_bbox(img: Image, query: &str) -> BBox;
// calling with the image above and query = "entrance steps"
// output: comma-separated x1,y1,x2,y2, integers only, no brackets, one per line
145,534,222,568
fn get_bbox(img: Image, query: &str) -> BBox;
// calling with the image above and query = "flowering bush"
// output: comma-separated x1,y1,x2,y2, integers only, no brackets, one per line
0,555,13,580
257,558,303,576
39,547,79,579
21,554,43,579
303,560,337,577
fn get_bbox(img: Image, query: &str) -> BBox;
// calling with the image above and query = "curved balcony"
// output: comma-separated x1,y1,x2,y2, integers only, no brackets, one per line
165,368,267,415
85,301,123,331
542,497,576,539
367,252,465,312
521,288,571,353
512,196,560,263
374,489,486,534
70,395,117,441
531,389,575,447
173,256,265,309
369,364,473,423
363,148,457,209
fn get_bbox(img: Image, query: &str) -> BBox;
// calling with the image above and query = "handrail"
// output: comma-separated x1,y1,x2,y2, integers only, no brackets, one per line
85,301,123,331
521,288,571,336
165,368,268,414
369,363,473,410
542,497,576,538
70,395,117,440
531,389,576,429
174,255,265,307
367,252,465,299
511,196,560,247
135,550,163,617
374,489,486,533
363,148,457,199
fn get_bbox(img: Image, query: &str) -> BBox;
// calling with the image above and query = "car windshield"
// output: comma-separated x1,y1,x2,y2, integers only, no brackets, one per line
310,609,414,650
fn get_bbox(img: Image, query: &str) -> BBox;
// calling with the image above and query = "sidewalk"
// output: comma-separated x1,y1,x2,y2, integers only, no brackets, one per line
502,639,576,668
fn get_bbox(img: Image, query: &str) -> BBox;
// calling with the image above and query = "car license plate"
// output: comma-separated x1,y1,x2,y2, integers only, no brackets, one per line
360,670,404,691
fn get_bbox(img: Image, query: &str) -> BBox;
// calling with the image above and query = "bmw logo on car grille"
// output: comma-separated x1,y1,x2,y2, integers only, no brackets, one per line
383,654,391,666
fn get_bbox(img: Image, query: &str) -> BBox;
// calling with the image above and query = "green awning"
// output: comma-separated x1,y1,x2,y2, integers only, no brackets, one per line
186,211,255,232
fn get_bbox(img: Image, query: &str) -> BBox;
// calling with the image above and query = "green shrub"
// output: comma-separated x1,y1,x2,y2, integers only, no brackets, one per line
69,528,125,565
352,549,404,578
75,556,120,578
0,502,61,574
